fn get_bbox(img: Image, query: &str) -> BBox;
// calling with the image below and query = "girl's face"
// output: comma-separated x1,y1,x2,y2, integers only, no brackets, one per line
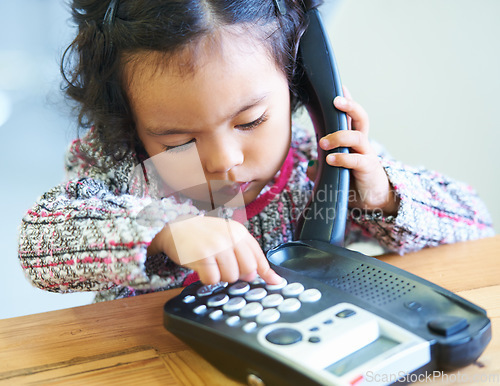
127,28,291,205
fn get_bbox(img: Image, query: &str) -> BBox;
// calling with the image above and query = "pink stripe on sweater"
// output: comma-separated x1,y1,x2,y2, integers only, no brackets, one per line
28,210,67,218
419,202,489,229
22,249,147,269
246,149,295,219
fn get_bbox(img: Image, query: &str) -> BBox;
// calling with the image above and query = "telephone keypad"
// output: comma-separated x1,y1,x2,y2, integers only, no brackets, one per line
186,279,322,333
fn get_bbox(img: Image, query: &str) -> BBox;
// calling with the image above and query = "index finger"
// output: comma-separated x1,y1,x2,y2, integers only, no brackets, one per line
248,237,283,285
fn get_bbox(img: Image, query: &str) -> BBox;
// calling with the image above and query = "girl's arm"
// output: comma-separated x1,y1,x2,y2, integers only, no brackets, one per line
18,177,197,293
18,131,199,293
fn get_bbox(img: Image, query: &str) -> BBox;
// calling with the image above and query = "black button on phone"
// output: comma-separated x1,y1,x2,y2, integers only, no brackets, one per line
336,309,356,319
428,316,469,336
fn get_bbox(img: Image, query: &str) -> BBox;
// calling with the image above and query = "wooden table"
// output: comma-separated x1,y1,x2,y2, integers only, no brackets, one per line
2,236,499,385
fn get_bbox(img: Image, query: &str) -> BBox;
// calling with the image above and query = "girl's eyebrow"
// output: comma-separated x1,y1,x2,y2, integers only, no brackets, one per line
145,94,269,137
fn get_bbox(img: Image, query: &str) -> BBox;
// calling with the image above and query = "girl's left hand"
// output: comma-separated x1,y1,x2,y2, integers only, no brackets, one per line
318,88,399,216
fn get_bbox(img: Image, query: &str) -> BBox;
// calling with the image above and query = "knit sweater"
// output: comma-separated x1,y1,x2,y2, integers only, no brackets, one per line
18,126,494,300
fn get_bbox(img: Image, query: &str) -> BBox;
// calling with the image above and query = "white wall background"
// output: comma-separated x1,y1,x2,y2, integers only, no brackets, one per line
1,0,498,319
0,1,94,319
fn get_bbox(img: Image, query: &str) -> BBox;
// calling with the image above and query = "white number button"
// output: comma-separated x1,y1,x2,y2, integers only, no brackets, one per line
193,305,207,315
209,310,223,320
182,295,195,303
266,278,287,291
226,315,240,326
196,281,228,297
228,282,250,296
240,302,264,318
278,298,301,313
245,288,267,301
243,322,258,333
299,288,322,303
282,283,305,297
261,294,284,308
256,309,281,325
207,294,229,307
223,297,246,312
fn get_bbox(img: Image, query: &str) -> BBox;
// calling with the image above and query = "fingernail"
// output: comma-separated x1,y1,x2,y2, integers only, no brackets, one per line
271,272,283,284
334,96,346,106
319,138,329,149
327,154,336,163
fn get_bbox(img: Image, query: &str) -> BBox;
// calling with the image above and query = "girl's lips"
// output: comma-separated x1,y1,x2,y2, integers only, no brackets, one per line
239,181,252,193
216,181,252,196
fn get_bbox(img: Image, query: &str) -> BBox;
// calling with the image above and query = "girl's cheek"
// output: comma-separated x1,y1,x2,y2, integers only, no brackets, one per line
152,146,207,191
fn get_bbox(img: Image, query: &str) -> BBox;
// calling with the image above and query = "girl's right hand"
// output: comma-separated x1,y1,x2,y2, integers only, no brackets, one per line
149,215,282,285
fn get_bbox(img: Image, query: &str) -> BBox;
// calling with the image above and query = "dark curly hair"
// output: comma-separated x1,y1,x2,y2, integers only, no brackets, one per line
61,0,322,158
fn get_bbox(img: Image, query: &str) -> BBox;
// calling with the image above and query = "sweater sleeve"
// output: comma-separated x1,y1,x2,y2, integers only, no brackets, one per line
346,144,495,255
18,132,198,293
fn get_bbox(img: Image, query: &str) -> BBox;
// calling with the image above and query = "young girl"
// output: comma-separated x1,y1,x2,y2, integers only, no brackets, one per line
18,0,493,301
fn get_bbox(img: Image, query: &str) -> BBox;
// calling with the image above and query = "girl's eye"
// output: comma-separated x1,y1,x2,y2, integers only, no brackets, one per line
164,139,195,153
236,113,268,131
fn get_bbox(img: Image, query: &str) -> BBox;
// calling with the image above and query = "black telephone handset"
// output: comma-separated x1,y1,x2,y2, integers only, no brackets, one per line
163,6,491,385
295,6,349,246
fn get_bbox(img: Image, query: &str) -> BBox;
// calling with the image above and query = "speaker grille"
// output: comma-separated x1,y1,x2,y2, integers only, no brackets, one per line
331,264,416,306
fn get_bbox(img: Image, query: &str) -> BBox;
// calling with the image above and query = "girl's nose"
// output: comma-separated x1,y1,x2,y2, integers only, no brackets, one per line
203,139,244,175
